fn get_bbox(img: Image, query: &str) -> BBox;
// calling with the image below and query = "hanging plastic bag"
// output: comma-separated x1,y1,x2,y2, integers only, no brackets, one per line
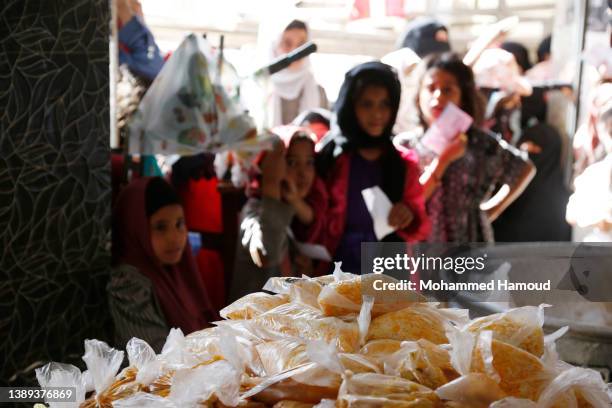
128,34,265,156
35,362,86,408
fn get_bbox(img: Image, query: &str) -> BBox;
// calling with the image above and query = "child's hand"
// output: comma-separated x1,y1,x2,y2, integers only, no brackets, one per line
388,203,414,230
261,141,286,183
281,178,300,205
260,140,286,199
439,133,468,165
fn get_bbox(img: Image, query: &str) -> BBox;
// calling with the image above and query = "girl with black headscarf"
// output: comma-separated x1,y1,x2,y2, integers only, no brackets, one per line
317,62,430,273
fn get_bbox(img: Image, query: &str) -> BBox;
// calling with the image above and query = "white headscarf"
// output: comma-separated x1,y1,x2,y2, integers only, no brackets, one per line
257,15,321,127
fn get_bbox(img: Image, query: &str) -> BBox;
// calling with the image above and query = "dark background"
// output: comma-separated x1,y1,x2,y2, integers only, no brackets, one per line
0,0,112,388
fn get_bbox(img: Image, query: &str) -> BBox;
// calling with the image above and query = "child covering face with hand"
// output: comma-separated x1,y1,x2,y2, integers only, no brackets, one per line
229,127,327,301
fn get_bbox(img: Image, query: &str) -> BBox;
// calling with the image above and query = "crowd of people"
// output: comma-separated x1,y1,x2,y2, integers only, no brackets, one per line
110,0,612,351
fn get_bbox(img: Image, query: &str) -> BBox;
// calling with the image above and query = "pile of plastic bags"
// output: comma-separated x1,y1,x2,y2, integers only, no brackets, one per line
37,266,612,407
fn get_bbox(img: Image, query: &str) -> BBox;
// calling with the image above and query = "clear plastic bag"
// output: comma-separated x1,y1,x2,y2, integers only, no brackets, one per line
220,292,289,320
385,339,459,390
537,367,611,408
465,305,548,357
35,362,86,408
336,371,440,407
366,304,453,345
125,338,164,387
168,360,241,407
249,302,360,353
489,397,538,407
128,34,261,156
435,373,506,408
471,338,550,401
359,339,403,366
262,276,325,310
317,273,425,318
112,392,176,408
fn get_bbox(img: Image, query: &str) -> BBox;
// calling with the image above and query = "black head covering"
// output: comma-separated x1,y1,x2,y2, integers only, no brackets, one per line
145,177,182,218
334,61,402,149
317,61,405,203
501,41,532,73
397,17,451,58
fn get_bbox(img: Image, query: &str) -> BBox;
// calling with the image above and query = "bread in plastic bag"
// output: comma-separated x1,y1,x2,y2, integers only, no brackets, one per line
366,305,451,344
386,339,460,390
250,302,360,352
79,340,136,407
167,360,241,407
336,371,441,407
272,401,315,408
537,367,611,408
471,338,549,401
488,397,537,407
112,392,176,408
242,363,338,405
220,292,290,320
263,276,325,310
465,305,547,357
435,373,506,408
359,340,403,364
318,273,425,318
35,362,86,408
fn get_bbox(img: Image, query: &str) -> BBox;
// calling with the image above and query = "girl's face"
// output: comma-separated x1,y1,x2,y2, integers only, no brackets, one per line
277,28,308,70
354,85,392,137
419,68,462,126
149,204,188,265
285,139,315,198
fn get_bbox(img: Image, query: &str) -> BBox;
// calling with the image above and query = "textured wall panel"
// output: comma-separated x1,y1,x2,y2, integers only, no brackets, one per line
0,0,111,386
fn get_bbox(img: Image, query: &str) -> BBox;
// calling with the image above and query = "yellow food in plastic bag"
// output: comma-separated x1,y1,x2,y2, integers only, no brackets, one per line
366,306,449,344
466,313,544,357
220,292,289,320
318,274,424,318
251,303,360,352
471,339,549,401
397,340,459,390
337,372,442,408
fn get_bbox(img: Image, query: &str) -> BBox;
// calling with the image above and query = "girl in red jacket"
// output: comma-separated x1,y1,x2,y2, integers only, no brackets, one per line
316,61,430,273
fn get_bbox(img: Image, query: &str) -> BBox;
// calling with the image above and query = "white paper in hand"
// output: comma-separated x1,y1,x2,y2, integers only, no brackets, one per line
421,103,473,155
361,186,395,240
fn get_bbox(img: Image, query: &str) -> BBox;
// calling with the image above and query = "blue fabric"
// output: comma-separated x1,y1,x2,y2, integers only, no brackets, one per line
334,154,382,274
142,155,163,177
119,16,164,81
